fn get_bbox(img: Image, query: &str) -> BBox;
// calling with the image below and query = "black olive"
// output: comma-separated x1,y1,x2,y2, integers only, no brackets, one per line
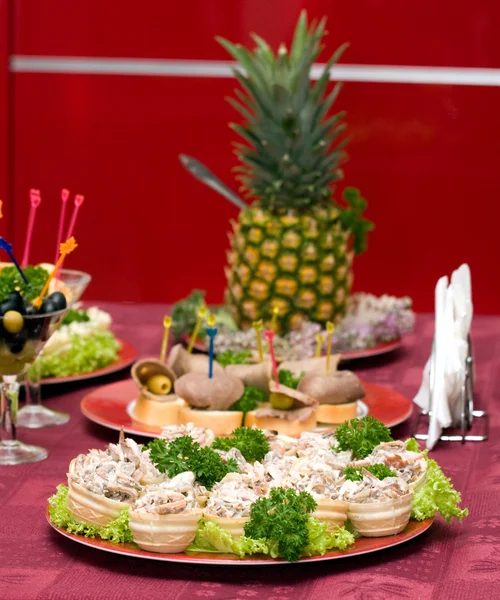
8,291,24,313
24,304,42,338
40,299,57,314
46,291,67,311
0,299,17,316
6,329,28,354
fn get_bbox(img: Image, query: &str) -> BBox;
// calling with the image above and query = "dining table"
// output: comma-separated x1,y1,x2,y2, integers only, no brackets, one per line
1,303,498,600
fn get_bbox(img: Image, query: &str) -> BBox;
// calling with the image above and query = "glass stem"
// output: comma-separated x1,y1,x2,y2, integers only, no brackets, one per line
25,360,41,408
1,376,20,444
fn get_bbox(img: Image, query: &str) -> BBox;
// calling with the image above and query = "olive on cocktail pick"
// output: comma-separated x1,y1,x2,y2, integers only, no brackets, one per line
40,298,57,314
47,291,67,311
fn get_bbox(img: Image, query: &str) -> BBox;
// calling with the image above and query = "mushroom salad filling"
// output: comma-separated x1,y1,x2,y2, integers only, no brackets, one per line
339,470,410,503
132,472,198,515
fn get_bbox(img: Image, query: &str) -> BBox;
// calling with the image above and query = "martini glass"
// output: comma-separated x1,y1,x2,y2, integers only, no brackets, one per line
0,308,66,464
17,269,91,428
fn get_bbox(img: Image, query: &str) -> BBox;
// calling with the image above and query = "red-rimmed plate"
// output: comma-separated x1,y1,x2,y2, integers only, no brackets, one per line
182,335,402,361
47,512,432,565
80,379,413,438
41,339,137,385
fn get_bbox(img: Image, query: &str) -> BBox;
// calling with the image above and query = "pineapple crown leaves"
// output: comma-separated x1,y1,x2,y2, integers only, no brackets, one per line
336,187,374,255
216,10,350,211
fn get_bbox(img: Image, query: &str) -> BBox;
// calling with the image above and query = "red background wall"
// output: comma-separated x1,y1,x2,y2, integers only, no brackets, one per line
1,0,498,311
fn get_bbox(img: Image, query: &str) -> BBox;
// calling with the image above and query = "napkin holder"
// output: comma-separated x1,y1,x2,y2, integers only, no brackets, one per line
414,335,489,443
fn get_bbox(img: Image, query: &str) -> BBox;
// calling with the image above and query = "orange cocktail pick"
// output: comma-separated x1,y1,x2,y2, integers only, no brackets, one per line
33,237,78,307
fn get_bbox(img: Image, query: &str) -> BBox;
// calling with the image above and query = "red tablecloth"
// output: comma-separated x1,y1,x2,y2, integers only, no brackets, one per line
1,306,497,600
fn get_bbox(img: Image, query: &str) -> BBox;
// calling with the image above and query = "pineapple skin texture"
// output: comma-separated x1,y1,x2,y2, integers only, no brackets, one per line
224,204,354,334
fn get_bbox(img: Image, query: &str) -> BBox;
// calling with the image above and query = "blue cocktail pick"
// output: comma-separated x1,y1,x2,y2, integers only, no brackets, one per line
206,326,217,379
0,238,29,285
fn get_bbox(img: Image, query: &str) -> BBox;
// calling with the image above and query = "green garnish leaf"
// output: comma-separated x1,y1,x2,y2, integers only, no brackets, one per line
33,331,120,378
278,369,304,390
147,436,237,490
216,350,253,367
62,308,90,325
405,438,469,523
344,463,396,482
212,426,270,462
244,487,317,562
335,416,393,460
48,484,133,544
229,386,266,415
0,265,49,303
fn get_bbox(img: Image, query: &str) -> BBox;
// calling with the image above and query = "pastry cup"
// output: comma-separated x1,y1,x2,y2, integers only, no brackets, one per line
131,396,186,434
129,509,202,553
346,492,413,537
313,498,349,528
202,513,249,539
179,407,243,436
67,479,128,528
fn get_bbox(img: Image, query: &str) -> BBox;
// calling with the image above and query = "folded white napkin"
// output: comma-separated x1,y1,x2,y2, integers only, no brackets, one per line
414,265,473,449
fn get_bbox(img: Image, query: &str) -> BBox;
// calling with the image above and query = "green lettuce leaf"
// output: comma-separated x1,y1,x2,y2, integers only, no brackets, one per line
48,484,133,544
187,519,269,558
187,517,354,561
301,518,355,556
35,331,120,378
405,438,469,523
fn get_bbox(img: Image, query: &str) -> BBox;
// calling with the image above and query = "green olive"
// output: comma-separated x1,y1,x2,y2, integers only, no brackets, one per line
3,311,24,334
146,374,172,395
269,392,294,410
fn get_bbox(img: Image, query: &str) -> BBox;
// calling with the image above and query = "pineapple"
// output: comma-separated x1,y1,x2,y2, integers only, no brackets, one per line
218,11,373,334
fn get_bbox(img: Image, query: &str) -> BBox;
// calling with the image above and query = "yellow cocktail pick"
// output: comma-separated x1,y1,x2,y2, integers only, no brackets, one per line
271,306,279,332
160,315,172,362
33,237,78,307
252,319,264,362
315,333,324,358
207,314,216,327
187,305,207,353
325,321,335,374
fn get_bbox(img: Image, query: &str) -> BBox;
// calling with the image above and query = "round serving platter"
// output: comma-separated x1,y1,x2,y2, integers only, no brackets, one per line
80,379,413,437
182,335,402,362
47,513,433,565
41,339,137,385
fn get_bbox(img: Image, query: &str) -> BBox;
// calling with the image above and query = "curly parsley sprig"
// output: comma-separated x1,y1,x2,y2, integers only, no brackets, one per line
212,427,270,463
335,416,393,460
244,488,317,562
147,436,238,490
344,464,396,482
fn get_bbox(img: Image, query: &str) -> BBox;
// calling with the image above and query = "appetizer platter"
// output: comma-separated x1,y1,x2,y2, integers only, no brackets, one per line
80,313,412,437
48,418,467,564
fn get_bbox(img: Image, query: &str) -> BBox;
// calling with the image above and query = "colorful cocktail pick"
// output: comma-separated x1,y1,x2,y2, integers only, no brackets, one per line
271,306,279,332
160,315,172,362
325,321,335,374
33,237,78,307
66,194,85,240
55,189,70,264
21,189,41,267
206,314,217,379
187,305,207,353
0,238,28,284
315,333,324,358
0,199,3,218
264,329,279,385
252,319,264,362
